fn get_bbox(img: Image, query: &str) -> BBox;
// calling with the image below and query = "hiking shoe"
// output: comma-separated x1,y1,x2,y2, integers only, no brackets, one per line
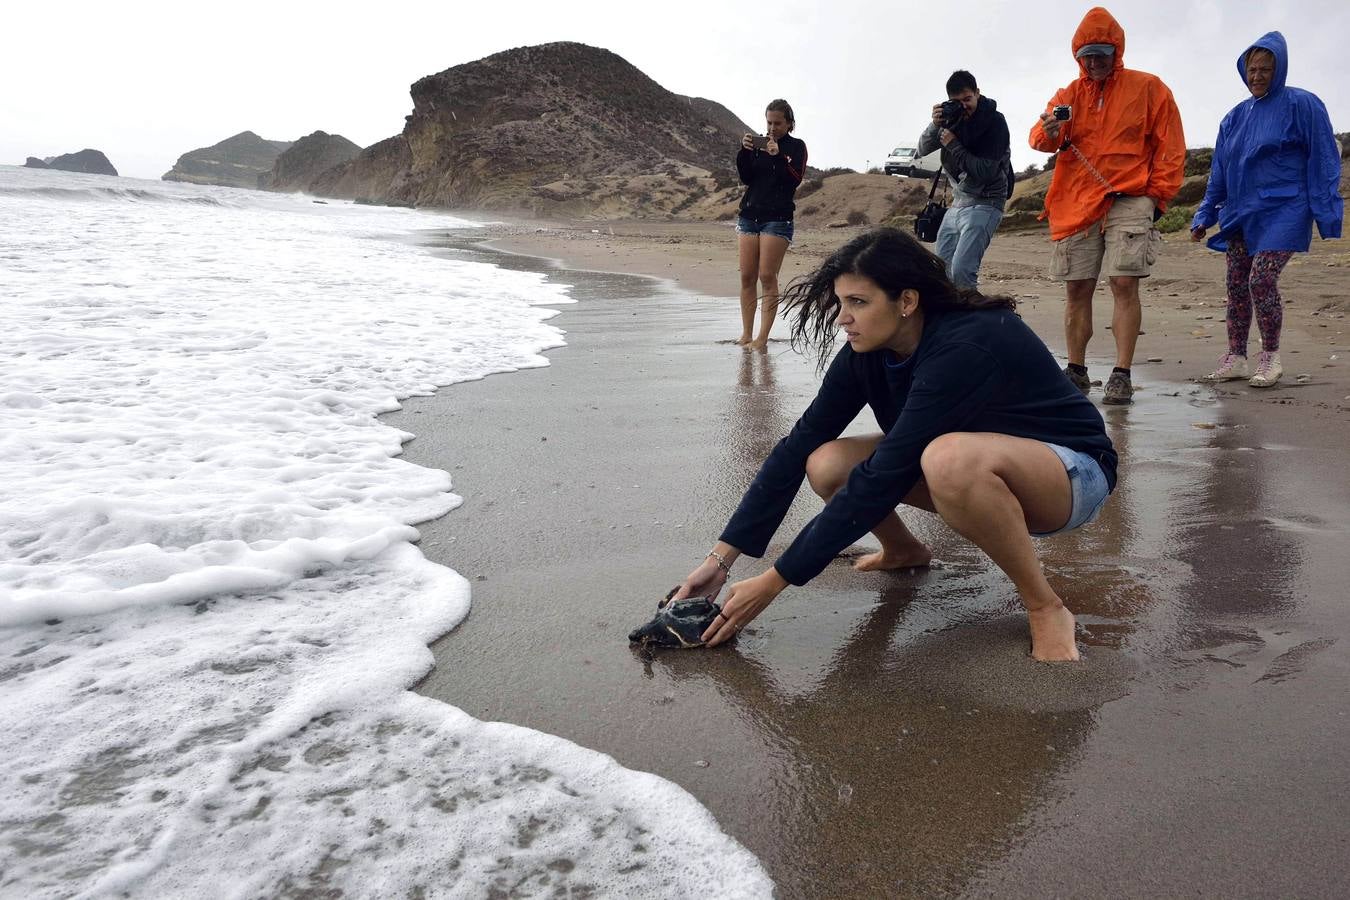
1102,370,1133,405
1065,366,1091,395
1202,353,1249,382
1249,351,1282,388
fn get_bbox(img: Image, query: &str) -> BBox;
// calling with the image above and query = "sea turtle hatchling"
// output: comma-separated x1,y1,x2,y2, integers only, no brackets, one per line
627,588,727,649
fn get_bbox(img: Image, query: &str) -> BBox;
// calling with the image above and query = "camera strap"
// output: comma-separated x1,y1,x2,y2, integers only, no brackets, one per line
1060,139,1116,195
926,170,946,203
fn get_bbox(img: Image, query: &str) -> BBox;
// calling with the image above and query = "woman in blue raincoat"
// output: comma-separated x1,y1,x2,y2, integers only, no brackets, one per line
1191,31,1343,389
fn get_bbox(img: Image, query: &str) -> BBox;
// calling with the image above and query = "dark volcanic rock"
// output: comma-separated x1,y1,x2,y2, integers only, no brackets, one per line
162,131,293,189
29,149,118,176
310,136,414,204
316,41,755,216
267,131,362,193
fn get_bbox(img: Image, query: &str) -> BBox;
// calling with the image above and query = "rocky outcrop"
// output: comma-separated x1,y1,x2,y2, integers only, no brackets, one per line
309,136,414,203
23,150,118,175
267,131,362,193
313,42,754,216
162,131,292,189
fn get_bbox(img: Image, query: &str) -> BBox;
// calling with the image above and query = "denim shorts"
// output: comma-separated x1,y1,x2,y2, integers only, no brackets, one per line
736,216,794,243
1031,443,1111,537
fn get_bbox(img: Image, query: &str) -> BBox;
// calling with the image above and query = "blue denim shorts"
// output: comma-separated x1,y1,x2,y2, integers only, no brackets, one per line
736,216,794,243
1031,443,1111,537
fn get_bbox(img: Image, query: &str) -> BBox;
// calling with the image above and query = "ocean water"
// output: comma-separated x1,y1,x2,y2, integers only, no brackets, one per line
0,167,770,898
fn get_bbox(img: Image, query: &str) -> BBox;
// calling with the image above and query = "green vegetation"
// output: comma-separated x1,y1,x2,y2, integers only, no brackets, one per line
1155,203,1195,234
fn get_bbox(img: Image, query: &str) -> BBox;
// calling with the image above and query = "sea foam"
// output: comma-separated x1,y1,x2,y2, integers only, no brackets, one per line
0,168,771,897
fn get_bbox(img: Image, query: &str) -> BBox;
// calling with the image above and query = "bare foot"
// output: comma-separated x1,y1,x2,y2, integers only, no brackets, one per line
1027,603,1080,661
853,544,932,571
749,338,769,351
734,335,753,347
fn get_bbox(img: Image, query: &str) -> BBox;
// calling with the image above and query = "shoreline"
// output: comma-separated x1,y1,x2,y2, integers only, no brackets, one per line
396,218,1350,897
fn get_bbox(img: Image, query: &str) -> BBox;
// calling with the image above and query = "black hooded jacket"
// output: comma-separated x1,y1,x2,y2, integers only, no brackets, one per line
918,95,1014,209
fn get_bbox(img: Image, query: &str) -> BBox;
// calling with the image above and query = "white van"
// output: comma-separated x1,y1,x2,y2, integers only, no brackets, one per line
884,145,942,178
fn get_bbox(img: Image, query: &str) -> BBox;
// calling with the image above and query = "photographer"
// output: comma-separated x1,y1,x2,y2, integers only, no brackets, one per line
1029,7,1185,406
916,70,1014,289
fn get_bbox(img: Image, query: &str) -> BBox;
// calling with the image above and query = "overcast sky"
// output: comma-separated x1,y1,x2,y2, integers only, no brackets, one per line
4,0,1347,181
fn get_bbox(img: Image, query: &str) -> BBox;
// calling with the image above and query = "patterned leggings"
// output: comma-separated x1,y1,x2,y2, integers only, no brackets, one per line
1225,238,1293,354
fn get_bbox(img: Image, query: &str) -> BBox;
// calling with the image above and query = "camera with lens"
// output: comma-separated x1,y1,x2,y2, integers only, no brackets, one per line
940,99,964,127
1052,105,1072,121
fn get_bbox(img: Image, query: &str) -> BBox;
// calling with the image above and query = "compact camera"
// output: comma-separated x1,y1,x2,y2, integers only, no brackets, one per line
940,99,964,127
1053,105,1072,121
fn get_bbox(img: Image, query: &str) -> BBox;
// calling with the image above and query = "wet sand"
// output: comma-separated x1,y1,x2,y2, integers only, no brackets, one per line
395,223,1350,897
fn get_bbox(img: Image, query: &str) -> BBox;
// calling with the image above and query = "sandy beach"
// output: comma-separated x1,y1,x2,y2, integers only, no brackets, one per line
396,220,1350,897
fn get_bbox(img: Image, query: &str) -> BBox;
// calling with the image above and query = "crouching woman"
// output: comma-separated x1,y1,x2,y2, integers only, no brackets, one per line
672,228,1117,660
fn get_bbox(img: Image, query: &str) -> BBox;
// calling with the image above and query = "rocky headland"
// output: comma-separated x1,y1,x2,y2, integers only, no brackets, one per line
305,42,760,218
267,131,361,193
23,149,118,176
162,131,292,189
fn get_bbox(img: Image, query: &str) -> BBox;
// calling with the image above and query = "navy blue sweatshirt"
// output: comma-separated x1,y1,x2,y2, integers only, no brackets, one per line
719,307,1118,585
737,134,808,222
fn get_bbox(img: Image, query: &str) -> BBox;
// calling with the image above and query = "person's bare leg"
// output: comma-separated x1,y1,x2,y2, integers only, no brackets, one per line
805,435,933,570
1108,275,1142,368
751,235,790,350
1064,278,1096,366
737,234,760,346
920,432,1080,661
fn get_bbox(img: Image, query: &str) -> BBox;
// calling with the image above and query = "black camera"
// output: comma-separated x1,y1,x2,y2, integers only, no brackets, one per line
940,99,964,127
1053,105,1072,121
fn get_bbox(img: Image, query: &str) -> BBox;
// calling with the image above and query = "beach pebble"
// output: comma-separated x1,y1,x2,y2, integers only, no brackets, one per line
1146,356,1163,362
1192,422,1217,430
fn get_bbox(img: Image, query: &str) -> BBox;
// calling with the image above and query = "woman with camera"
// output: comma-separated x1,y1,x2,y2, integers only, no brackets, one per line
735,99,808,351
1192,32,1343,389
669,228,1117,661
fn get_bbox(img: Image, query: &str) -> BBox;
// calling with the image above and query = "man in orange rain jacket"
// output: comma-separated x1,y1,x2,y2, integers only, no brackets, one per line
1030,6,1185,406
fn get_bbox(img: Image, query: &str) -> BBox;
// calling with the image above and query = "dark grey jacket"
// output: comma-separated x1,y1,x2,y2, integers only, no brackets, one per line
918,95,1014,210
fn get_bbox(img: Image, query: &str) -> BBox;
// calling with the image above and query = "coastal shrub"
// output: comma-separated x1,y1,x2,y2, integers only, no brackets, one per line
865,166,884,175
1184,148,1213,177
1016,163,1040,181
822,166,856,177
800,204,821,216
796,178,824,199
711,168,739,191
845,209,869,226
1155,203,1195,234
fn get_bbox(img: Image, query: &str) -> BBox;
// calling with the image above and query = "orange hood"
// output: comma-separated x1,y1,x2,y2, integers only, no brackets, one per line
1072,7,1126,79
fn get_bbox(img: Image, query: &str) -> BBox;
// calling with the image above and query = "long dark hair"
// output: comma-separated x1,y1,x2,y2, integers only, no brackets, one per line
783,227,1016,370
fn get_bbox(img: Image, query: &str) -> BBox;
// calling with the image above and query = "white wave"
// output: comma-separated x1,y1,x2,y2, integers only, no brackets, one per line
0,168,771,897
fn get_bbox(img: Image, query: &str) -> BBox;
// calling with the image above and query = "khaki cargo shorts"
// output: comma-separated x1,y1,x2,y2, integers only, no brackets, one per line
1049,195,1161,281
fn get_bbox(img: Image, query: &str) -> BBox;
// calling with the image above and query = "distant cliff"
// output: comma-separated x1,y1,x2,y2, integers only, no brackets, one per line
163,131,292,189
309,136,413,202
24,149,118,176
268,131,361,193
311,42,756,217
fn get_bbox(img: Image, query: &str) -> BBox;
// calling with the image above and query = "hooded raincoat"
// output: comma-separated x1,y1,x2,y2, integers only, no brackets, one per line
1191,32,1343,253
1029,7,1186,241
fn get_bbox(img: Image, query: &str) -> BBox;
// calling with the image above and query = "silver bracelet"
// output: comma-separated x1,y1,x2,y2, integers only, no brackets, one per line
706,550,732,577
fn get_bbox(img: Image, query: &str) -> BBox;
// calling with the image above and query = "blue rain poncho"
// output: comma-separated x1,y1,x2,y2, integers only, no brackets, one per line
1191,31,1343,252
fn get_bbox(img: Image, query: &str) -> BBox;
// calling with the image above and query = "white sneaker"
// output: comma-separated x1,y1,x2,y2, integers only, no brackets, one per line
1249,351,1282,388
1202,353,1248,382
